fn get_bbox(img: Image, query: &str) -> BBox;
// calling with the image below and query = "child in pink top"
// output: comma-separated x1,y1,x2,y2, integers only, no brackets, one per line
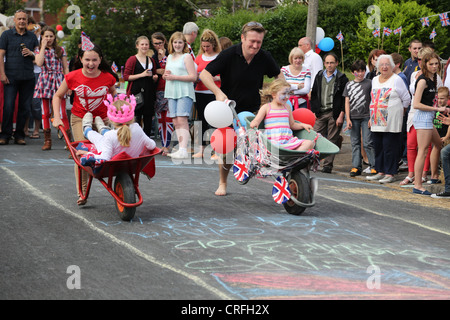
250,79,314,151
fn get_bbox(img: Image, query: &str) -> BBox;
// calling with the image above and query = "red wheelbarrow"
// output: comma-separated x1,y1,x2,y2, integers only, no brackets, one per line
59,126,161,221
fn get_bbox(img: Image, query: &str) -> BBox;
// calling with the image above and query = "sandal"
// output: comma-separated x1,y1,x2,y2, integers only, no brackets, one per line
29,132,40,139
161,147,170,156
399,176,414,186
77,197,87,206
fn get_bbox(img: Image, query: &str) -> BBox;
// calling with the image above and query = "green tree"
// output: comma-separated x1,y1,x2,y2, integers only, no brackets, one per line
62,0,195,67
196,3,309,66
348,0,449,62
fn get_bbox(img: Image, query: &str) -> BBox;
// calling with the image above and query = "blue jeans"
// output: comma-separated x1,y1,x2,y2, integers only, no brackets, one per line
350,117,375,170
442,144,450,192
0,77,35,140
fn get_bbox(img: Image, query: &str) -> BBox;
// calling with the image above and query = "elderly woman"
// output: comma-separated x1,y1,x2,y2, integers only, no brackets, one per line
281,47,311,109
367,54,411,183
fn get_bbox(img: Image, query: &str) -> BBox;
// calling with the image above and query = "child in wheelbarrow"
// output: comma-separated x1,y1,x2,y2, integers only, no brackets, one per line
76,94,156,163
250,78,315,151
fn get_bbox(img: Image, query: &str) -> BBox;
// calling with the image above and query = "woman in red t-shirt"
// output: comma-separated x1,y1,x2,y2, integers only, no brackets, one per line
193,29,222,159
53,45,117,205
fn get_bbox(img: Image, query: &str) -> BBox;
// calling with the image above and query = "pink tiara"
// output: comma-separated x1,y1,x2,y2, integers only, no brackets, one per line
104,94,136,124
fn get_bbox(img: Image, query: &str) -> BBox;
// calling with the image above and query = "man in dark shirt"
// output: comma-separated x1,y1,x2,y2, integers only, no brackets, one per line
200,21,280,195
403,39,422,87
0,10,39,145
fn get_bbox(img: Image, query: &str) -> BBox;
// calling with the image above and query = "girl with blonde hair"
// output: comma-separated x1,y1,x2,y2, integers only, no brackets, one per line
77,94,156,162
250,78,314,151
163,31,197,159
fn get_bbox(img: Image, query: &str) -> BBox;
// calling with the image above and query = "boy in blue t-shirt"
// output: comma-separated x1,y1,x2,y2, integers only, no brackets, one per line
343,60,375,177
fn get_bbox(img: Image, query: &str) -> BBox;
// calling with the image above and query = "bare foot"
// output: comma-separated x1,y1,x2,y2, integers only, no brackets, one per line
192,151,203,158
215,183,227,196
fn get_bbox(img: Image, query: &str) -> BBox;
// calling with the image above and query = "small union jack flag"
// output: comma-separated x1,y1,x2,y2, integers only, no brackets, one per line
233,154,250,182
393,26,402,35
111,61,118,73
430,28,437,39
157,110,173,148
421,17,430,27
372,28,380,38
272,176,291,204
336,31,344,41
383,27,392,36
439,12,450,27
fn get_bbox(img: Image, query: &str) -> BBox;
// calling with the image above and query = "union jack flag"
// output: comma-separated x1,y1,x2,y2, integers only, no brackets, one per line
370,88,392,127
420,17,430,27
393,26,402,35
233,154,249,182
430,28,437,39
383,27,392,36
372,28,380,38
157,110,173,148
336,31,344,41
111,61,118,73
439,12,450,27
272,176,291,204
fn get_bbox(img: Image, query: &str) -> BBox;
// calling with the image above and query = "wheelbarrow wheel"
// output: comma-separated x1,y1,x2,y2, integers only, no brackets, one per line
283,171,311,215
114,172,136,221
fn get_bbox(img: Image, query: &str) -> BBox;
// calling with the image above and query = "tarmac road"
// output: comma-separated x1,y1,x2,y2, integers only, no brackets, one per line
1,132,449,302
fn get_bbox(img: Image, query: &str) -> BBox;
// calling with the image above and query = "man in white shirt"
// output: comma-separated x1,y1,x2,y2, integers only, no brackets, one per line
298,37,323,87
183,22,199,61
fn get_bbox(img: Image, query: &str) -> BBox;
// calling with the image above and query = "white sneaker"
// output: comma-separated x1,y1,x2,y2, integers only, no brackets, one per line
82,112,93,130
363,166,372,174
366,173,385,181
379,175,395,184
168,149,189,159
95,116,110,134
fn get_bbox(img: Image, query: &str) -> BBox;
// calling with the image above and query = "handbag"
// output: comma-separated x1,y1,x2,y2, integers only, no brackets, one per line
135,89,145,112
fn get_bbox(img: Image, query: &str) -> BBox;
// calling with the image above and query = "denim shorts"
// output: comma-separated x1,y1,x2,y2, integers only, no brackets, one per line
167,97,193,118
413,110,434,129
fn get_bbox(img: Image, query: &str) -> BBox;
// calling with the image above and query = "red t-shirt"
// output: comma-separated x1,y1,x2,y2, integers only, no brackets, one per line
194,54,220,92
65,69,116,119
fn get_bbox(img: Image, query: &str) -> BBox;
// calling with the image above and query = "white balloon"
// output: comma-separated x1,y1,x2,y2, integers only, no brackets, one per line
57,30,65,39
316,27,325,44
204,100,233,128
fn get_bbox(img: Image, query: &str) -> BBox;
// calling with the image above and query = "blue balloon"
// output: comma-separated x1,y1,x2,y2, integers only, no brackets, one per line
234,111,254,131
318,37,334,52
286,99,293,111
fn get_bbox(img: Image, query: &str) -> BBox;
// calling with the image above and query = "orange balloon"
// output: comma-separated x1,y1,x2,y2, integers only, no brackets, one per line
292,108,316,127
210,127,237,154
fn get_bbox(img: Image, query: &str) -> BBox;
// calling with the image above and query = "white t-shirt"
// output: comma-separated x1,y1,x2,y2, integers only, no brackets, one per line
370,74,411,133
304,49,323,88
90,123,156,160
444,63,450,90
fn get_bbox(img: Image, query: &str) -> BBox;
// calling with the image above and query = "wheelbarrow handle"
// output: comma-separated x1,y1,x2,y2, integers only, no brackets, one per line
58,125,79,160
